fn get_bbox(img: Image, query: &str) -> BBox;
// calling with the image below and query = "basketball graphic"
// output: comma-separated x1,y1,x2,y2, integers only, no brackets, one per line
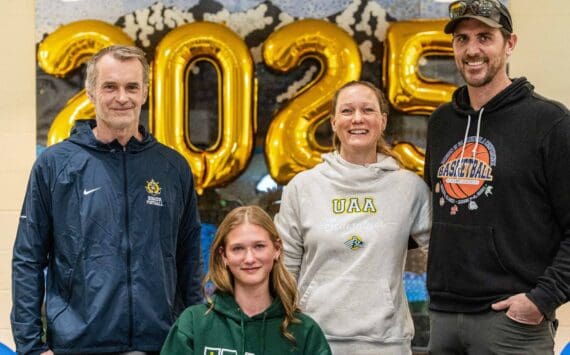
437,137,496,206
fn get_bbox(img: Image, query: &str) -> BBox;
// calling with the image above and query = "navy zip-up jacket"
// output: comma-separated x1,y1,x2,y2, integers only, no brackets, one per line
11,120,203,354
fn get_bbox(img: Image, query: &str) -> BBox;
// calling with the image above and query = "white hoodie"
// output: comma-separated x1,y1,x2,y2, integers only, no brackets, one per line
275,151,431,354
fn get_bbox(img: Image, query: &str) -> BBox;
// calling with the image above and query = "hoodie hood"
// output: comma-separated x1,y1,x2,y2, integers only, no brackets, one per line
67,119,157,152
161,291,333,355
447,78,534,179
211,292,285,321
211,292,285,354
452,77,533,115
319,151,400,191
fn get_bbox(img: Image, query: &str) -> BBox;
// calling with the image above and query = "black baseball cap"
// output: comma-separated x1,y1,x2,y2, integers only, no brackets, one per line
444,0,513,34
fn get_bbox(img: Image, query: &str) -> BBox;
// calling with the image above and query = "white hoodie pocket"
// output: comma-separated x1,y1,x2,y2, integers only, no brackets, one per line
299,274,402,341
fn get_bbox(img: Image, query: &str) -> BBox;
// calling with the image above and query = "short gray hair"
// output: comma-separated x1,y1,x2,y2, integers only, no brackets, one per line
84,45,149,93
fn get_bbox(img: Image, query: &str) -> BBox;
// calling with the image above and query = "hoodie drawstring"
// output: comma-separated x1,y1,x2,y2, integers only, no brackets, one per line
457,114,471,177
472,107,484,157
240,314,246,355
261,312,267,355
239,312,268,355
457,107,485,176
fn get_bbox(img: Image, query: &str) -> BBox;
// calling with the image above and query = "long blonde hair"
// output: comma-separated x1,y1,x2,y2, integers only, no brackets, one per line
205,205,301,344
330,80,397,160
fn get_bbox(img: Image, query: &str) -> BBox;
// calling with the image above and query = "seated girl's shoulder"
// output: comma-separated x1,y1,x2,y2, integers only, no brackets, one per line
180,302,212,319
173,303,218,329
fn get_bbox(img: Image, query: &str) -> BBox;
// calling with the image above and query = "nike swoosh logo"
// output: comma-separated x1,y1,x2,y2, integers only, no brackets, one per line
83,187,102,195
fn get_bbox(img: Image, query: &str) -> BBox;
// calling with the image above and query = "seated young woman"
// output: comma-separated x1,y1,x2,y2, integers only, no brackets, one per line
161,205,332,355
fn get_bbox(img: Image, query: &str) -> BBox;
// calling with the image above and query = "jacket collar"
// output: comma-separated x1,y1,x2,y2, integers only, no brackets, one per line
68,119,157,152
452,77,533,116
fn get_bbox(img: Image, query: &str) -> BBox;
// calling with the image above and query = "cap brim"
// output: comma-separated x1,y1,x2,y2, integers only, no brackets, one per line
444,15,503,34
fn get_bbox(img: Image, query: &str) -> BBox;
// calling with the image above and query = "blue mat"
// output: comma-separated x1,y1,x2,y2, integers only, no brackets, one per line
0,343,15,355
561,342,570,355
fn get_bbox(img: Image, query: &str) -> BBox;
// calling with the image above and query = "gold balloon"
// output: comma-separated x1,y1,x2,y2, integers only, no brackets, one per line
47,91,96,146
383,20,455,115
391,141,426,177
263,19,361,185
38,20,134,145
151,22,256,194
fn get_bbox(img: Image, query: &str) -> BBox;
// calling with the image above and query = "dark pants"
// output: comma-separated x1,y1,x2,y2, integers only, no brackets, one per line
428,310,556,355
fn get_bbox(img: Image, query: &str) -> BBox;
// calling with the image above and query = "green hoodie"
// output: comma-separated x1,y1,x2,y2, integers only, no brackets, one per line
161,292,332,355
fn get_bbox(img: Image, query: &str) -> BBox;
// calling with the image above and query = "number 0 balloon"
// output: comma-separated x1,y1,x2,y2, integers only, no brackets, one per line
152,21,256,193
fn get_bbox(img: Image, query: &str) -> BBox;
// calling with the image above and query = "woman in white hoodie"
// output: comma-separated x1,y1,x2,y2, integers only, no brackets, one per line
275,81,431,354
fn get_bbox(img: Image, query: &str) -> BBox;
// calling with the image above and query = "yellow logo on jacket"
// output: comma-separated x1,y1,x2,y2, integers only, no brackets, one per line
145,179,162,195
145,179,163,207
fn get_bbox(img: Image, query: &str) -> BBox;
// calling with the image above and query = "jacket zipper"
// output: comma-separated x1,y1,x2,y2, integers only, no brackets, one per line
122,147,134,347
